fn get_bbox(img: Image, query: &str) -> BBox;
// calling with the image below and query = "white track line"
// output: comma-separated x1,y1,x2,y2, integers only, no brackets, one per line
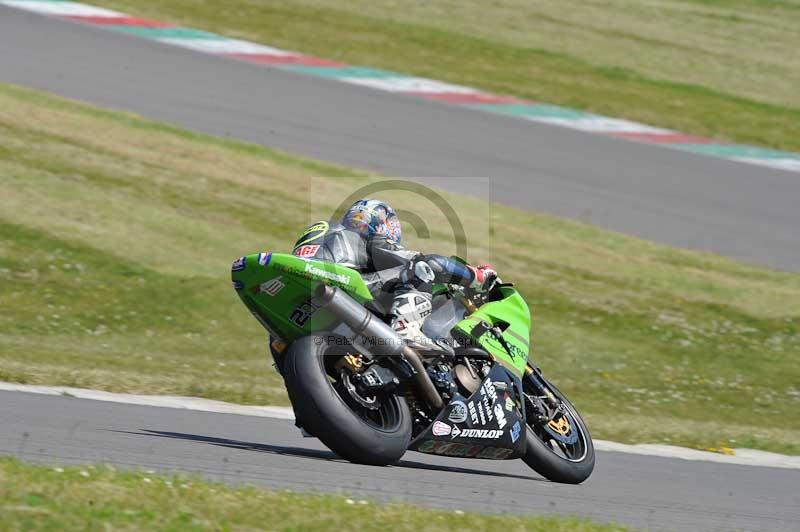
2,381,798,469
157,38,294,56
525,116,674,134
340,77,482,93
0,382,294,419
0,1,123,17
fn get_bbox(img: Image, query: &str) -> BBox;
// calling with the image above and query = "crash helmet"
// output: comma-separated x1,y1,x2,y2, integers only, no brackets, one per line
340,199,402,243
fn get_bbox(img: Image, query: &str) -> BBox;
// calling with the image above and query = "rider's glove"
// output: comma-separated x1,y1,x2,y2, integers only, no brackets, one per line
467,264,498,293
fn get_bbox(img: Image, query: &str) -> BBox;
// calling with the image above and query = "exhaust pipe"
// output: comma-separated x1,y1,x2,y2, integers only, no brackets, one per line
315,284,443,410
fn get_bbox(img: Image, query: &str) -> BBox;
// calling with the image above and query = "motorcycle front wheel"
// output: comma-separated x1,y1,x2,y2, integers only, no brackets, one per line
283,333,412,466
522,376,595,484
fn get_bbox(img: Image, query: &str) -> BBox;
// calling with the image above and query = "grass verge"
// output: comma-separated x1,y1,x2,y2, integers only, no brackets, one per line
0,458,625,531
1,83,799,453
91,0,800,152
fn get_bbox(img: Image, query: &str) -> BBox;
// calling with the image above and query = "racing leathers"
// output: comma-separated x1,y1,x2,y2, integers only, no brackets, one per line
292,221,496,350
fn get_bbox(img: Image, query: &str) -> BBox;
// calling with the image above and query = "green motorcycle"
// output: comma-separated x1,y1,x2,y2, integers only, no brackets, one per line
232,251,595,483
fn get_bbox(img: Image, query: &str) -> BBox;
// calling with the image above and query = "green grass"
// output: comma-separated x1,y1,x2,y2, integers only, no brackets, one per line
90,0,800,152
0,458,625,531
1,83,799,454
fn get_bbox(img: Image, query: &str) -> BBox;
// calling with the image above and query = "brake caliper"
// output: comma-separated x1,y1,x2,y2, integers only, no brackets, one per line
356,365,400,394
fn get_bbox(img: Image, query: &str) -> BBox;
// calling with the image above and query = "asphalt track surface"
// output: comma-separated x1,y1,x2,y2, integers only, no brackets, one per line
2,391,799,531
2,6,800,271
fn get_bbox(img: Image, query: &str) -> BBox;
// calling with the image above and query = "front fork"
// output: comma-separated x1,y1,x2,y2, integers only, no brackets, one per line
524,363,561,423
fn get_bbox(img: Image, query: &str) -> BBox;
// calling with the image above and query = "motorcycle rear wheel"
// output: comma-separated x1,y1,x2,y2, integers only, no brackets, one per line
283,333,412,466
522,378,595,484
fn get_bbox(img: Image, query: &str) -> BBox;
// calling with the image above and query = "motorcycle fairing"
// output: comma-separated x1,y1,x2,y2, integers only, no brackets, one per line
453,286,531,377
231,252,373,343
409,365,527,460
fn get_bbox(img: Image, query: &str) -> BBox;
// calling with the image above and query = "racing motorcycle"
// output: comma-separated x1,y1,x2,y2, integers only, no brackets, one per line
231,251,595,484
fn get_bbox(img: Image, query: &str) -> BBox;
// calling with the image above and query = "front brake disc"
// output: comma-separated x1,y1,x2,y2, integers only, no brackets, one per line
340,370,381,410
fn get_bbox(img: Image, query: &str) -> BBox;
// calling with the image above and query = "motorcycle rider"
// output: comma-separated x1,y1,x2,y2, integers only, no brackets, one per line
291,199,498,351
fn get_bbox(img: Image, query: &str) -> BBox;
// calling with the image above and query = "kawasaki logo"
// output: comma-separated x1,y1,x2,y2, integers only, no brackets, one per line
304,263,350,285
